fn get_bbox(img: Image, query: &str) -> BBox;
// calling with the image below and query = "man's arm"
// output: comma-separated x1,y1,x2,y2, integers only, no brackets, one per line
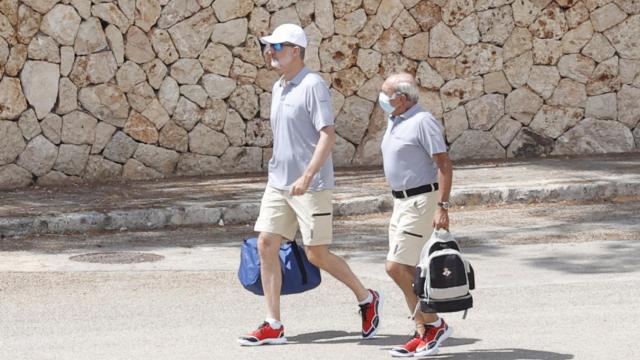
432,152,453,230
289,125,336,195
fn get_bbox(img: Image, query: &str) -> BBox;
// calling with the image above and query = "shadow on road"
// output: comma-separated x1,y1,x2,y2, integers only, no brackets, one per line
524,241,640,274
285,333,567,360
432,348,573,359
286,331,479,348
286,331,403,345
461,238,640,275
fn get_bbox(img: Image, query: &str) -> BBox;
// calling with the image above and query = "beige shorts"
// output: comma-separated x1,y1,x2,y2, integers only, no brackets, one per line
254,186,333,246
387,191,439,266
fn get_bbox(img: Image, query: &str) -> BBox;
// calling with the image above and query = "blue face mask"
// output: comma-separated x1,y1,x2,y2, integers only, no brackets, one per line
378,92,396,113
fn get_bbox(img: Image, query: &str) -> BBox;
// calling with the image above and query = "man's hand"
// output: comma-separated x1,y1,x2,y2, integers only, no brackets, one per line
289,174,312,196
432,208,449,230
432,152,453,231
290,126,335,196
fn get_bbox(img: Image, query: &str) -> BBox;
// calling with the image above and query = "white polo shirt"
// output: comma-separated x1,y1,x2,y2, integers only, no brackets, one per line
267,67,335,191
380,104,447,191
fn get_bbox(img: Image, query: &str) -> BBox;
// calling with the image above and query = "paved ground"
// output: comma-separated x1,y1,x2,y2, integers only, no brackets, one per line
2,200,639,360
1,154,639,237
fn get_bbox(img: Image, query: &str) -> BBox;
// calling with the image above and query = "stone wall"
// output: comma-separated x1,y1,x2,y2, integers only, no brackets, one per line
1,0,639,189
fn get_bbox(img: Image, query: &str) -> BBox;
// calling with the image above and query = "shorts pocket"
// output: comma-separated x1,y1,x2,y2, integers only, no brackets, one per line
413,196,429,215
312,212,332,217
402,230,423,238
310,212,332,241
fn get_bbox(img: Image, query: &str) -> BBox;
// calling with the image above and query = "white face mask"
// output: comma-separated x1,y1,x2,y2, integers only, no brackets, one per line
378,92,396,113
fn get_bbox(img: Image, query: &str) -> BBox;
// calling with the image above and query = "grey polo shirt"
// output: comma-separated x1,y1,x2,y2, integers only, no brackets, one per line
267,67,335,191
380,104,447,191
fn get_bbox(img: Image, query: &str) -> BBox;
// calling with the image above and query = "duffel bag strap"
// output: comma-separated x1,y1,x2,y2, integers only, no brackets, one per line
289,240,308,285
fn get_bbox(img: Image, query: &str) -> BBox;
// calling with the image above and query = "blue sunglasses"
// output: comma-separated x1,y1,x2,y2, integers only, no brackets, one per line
268,43,295,52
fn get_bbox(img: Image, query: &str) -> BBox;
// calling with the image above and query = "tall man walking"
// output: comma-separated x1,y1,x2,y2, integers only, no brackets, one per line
378,73,455,357
238,24,382,346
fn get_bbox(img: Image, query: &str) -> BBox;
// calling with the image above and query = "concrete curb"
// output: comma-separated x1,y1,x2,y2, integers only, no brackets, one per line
2,180,638,238
451,181,640,206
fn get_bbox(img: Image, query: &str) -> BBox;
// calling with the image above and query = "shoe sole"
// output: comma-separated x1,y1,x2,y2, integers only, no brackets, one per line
237,336,288,346
414,326,453,357
389,348,416,357
362,291,384,340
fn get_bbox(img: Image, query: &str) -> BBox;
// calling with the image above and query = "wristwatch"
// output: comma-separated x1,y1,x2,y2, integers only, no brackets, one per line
437,201,450,210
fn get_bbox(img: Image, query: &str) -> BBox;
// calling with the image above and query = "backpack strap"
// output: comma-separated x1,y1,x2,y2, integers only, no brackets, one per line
411,302,420,320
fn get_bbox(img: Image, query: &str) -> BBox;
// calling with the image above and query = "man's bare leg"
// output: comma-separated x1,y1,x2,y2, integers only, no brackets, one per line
385,260,438,334
258,232,284,320
305,245,370,301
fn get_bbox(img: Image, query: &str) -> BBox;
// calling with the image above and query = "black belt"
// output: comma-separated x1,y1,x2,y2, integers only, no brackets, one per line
391,183,439,199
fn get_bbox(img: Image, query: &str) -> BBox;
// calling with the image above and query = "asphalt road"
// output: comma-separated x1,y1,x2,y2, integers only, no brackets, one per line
1,201,639,360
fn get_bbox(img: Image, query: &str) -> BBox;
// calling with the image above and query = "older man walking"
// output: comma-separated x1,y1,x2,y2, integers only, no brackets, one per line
237,24,382,346
378,73,455,357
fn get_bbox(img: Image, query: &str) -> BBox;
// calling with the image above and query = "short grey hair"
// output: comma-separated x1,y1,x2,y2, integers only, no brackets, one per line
394,81,420,103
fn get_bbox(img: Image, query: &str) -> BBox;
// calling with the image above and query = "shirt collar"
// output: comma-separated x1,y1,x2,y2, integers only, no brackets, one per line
279,67,310,88
390,103,422,122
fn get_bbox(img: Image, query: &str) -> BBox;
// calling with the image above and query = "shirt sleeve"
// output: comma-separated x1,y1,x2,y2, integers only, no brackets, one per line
417,114,448,157
306,78,334,131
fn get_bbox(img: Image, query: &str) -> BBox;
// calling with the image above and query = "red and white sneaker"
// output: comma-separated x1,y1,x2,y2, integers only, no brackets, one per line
359,289,383,339
237,322,287,346
389,332,422,357
415,319,452,357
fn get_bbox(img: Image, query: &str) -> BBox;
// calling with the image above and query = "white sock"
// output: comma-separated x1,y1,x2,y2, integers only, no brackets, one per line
265,318,282,329
426,318,442,327
358,291,373,305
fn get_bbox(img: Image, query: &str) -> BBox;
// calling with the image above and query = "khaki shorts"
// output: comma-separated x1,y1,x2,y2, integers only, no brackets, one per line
254,186,333,246
387,191,439,266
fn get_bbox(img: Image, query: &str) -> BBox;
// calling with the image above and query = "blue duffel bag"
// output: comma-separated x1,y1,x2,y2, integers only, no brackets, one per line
238,237,321,295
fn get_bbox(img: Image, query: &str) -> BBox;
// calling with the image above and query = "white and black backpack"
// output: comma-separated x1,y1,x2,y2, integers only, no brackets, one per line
413,229,475,317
